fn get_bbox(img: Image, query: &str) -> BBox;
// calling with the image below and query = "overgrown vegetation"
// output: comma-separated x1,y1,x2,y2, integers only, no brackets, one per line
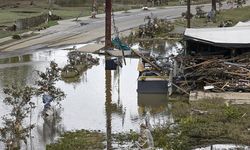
46,130,106,150
170,99,250,149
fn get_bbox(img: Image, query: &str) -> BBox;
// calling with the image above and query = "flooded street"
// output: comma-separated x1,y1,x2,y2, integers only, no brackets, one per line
0,45,171,149
1,41,250,150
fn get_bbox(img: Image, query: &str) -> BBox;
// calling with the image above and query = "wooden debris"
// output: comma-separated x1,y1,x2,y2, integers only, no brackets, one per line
174,53,250,93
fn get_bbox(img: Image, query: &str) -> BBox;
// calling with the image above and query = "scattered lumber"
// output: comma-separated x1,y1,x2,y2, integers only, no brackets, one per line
174,53,250,93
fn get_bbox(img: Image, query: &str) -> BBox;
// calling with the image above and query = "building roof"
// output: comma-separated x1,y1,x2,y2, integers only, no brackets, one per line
184,21,250,48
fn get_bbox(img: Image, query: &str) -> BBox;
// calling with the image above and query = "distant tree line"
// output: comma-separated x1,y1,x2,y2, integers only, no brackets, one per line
54,0,170,6
0,0,171,7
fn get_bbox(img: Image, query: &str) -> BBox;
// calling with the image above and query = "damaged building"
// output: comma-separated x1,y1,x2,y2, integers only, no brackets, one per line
184,21,250,56
172,21,250,102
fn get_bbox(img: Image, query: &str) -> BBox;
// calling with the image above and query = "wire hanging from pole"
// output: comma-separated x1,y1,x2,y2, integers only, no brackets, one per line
111,10,127,65
112,10,119,38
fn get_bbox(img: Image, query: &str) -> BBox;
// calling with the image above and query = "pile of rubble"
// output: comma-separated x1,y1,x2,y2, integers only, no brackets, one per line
174,54,250,93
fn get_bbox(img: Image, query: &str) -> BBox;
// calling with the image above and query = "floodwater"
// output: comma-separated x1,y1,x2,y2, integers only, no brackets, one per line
0,44,172,149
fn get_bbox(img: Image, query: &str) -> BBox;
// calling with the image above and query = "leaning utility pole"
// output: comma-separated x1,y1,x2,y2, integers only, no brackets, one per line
105,0,112,49
187,0,191,28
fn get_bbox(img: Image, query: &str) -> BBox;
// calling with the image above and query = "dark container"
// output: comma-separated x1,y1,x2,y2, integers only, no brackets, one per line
105,58,118,70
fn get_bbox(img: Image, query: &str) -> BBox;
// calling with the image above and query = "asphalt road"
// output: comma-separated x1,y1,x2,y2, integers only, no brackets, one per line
0,3,247,57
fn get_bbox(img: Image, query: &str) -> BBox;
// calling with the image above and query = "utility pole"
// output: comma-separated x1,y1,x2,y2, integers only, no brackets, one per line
212,0,216,11
105,0,112,49
187,0,191,28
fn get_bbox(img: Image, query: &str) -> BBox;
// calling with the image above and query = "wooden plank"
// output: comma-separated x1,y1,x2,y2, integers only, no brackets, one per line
131,49,161,71
184,60,214,70
106,50,131,57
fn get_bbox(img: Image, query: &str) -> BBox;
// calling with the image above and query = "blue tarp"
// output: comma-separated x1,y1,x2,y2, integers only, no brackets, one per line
43,94,53,108
112,37,130,51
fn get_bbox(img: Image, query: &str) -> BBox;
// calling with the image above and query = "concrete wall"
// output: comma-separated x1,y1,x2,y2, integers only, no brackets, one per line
189,91,250,104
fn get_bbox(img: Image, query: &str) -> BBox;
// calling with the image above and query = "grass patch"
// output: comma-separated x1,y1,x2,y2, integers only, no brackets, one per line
0,8,44,25
46,130,105,150
217,6,250,24
52,7,92,20
175,5,250,28
171,99,250,148
39,20,59,29
0,20,55,45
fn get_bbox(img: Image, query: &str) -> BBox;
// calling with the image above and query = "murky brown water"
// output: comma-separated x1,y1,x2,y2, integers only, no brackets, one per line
0,45,172,149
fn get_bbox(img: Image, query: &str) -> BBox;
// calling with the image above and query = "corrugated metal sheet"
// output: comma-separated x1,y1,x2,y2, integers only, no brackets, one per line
184,21,250,47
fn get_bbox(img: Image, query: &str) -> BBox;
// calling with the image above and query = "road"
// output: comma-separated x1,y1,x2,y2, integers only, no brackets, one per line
0,3,247,57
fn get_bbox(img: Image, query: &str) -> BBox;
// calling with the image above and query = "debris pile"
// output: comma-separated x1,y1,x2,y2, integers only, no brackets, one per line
61,51,99,79
67,51,99,66
218,20,233,27
137,16,174,38
174,54,250,93
195,6,206,18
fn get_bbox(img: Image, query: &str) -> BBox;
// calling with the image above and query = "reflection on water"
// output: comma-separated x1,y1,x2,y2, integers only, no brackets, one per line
0,54,32,64
0,65,34,87
137,40,183,57
105,68,112,150
137,93,173,128
138,93,168,107
0,46,172,149
36,107,65,146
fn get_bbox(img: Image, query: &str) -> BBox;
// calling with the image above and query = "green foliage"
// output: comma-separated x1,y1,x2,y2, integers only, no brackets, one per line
224,106,242,121
171,99,250,147
0,85,36,150
113,130,139,145
153,124,190,150
0,61,67,150
12,34,21,40
36,61,65,105
217,6,250,25
46,130,105,150
37,20,58,30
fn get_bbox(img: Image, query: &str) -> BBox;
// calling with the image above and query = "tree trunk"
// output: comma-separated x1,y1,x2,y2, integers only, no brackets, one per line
30,0,34,5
